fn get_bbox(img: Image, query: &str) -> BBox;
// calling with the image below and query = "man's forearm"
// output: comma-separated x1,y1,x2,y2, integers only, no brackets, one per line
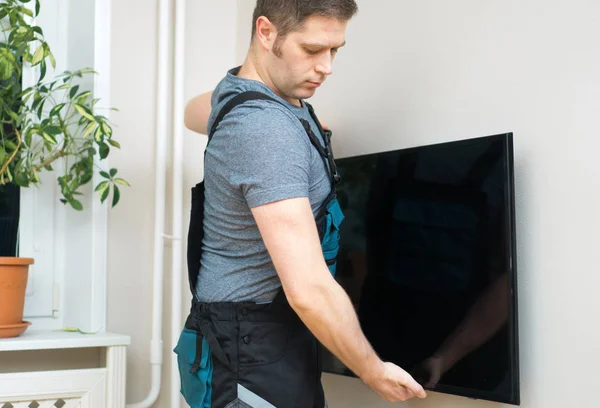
288,275,383,383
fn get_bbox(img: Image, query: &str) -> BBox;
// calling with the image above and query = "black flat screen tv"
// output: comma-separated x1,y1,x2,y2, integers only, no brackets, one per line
322,133,520,405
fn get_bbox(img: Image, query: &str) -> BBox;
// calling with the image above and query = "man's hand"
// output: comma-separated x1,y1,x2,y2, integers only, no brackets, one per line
363,360,427,402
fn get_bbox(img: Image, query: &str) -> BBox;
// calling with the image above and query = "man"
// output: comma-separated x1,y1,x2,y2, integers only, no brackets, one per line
175,1,427,407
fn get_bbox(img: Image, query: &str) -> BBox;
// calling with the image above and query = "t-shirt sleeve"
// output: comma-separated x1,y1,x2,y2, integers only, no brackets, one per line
227,105,312,208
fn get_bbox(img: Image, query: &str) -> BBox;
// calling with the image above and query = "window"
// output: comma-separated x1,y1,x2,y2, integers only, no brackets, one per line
18,0,111,333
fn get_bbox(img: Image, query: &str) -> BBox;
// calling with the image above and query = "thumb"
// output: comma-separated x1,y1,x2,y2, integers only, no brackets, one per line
404,376,427,398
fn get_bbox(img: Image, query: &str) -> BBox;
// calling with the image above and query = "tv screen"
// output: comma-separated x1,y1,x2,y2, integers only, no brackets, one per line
322,133,520,405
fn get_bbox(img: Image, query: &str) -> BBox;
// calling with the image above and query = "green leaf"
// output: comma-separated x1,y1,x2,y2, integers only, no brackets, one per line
42,42,51,58
31,92,42,110
101,122,112,137
50,103,66,117
80,173,92,185
100,186,109,203
56,327,99,335
56,327,79,332
69,85,80,99
44,126,62,135
73,103,95,121
99,142,109,159
109,168,117,177
93,125,103,142
14,170,29,187
69,199,83,211
0,55,14,81
39,60,46,81
76,90,92,103
100,170,110,179
82,122,96,139
21,90,33,104
35,0,40,16
31,45,44,65
42,132,57,144
107,139,121,148
94,181,109,192
7,109,19,122
36,99,45,119
48,50,56,69
5,167,13,182
20,6,33,17
112,185,120,207
114,178,130,187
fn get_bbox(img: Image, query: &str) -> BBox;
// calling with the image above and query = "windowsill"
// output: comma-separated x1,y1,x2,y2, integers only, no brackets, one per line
0,330,130,352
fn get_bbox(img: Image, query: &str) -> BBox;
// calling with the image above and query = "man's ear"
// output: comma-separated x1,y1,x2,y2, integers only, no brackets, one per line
254,15,277,51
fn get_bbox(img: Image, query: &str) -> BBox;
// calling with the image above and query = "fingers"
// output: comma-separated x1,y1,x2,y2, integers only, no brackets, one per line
370,362,428,402
381,385,422,403
408,381,427,398
398,367,428,398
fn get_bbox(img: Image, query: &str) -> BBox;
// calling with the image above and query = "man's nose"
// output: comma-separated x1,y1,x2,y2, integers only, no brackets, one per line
315,53,333,76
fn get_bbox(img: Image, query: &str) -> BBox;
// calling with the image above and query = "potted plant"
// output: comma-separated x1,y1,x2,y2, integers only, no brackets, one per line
0,0,127,338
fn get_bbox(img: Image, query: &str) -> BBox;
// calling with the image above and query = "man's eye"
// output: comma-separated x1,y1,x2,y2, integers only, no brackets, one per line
305,48,319,55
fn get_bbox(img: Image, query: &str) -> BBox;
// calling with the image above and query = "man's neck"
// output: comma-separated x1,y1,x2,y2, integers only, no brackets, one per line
236,51,301,107
236,54,262,83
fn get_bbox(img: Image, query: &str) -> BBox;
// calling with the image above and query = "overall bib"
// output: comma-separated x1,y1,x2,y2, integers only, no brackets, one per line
175,91,344,408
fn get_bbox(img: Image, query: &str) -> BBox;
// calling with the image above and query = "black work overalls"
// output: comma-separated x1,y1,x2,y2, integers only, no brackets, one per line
174,91,344,408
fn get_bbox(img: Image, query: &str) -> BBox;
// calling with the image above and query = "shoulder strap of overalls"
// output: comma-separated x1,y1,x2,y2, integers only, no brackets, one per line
303,101,341,222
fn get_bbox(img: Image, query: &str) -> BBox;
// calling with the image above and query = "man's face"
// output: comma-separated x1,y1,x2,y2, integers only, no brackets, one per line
265,16,348,104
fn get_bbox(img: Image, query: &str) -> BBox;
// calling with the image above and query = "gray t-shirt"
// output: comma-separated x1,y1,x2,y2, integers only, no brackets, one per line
195,67,331,302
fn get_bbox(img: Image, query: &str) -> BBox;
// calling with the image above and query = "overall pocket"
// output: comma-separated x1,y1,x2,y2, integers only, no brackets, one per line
174,328,213,408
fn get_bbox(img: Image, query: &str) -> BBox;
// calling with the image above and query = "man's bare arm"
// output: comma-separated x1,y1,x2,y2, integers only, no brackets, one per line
184,91,213,135
184,91,330,135
251,197,426,402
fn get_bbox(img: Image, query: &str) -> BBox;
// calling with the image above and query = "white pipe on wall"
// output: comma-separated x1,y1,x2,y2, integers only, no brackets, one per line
125,0,171,405
170,0,186,405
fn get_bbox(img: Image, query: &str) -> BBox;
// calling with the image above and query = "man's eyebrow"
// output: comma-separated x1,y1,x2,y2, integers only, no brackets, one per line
301,41,347,49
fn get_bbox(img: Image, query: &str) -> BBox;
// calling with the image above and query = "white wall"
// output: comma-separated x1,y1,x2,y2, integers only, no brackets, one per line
107,0,161,405
104,0,600,407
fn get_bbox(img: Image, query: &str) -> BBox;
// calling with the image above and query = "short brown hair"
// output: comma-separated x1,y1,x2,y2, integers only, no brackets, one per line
252,0,358,39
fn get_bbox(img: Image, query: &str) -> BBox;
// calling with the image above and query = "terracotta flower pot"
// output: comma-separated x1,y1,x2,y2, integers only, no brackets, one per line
0,257,34,338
